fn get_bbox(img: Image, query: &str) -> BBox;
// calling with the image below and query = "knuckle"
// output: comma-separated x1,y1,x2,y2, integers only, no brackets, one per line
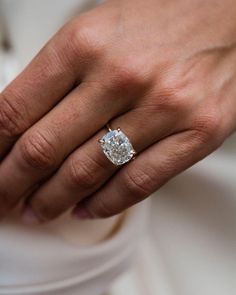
67,155,100,190
111,57,151,90
65,18,104,60
153,68,192,113
18,131,57,170
154,83,189,114
193,108,223,145
123,168,155,200
156,91,187,113
0,91,28,138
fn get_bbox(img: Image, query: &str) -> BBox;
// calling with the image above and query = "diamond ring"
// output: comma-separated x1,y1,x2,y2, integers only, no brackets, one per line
99,124,136,166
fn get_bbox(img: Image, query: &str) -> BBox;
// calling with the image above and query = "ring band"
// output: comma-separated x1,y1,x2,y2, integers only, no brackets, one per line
99,123,136,166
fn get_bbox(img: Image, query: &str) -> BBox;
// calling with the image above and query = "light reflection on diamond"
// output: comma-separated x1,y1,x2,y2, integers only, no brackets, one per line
100,130,135,165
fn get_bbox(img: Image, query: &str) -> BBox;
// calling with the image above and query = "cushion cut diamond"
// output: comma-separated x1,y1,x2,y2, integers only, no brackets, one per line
100,129,135,165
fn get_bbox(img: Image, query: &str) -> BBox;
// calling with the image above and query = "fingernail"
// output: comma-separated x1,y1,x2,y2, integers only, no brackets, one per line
22,206,40,224
72,207,92,220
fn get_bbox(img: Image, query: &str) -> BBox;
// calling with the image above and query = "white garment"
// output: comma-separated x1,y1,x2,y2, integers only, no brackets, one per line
149,135,236,295
0,1,149,294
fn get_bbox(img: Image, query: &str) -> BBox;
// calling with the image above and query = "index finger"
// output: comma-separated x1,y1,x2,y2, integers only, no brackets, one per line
0,23,82,156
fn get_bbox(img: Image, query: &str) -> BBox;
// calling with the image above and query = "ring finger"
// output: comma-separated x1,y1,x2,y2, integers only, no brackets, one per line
24,106,183,222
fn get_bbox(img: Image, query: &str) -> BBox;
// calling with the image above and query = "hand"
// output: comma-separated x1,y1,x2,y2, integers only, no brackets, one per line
0,0,236,222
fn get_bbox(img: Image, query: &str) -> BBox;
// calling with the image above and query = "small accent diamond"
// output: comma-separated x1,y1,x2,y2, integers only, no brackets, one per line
100,129,135,165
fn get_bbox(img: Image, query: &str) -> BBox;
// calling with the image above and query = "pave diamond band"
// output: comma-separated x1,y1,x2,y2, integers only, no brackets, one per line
99,124,136,166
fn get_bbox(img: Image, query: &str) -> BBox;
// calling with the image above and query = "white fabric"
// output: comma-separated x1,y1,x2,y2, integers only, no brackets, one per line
0,203,148,295
149,136,236,295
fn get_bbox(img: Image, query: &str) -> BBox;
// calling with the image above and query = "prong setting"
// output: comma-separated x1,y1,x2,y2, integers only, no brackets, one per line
99,128,136,166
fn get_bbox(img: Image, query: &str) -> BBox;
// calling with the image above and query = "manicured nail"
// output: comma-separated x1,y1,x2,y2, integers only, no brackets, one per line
22,206,40,224
72,207,92,220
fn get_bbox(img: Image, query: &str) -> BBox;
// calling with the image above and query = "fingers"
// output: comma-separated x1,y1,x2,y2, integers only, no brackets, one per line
24,106,181,222
24,129,116,222
0,23,85,157
0,81,121,219
73,128,221,219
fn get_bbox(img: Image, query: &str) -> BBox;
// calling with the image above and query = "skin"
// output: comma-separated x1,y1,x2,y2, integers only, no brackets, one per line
0,0,236,222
